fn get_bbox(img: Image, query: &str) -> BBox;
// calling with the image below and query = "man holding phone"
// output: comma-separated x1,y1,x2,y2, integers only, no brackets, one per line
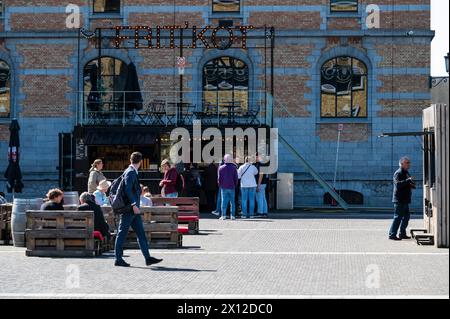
114,152,163,267
389,156,416,241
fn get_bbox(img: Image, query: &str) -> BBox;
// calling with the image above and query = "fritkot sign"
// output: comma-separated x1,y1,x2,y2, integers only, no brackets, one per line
108,24,260,50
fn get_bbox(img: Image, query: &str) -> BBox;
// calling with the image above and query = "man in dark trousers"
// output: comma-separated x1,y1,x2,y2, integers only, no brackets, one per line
389,156,416,241
114,152,163,267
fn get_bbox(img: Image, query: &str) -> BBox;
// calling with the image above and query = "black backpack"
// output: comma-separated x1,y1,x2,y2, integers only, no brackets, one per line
109,173,129,214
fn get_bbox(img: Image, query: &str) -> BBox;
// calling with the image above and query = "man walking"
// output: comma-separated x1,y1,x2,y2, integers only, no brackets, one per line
389,157,416,241
114,152,163,267
218,154,238,220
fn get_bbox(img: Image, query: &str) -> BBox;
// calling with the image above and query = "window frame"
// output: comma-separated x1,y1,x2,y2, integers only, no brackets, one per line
92,0,121,15
202,56,249,111
83,56,128,112
320,56,368,119
212,0,241,14
330,0,359,13
0,59,11,119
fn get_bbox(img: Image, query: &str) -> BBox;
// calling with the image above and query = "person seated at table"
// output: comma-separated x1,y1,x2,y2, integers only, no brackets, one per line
41,188,64,211
78,192,110,239
93,179,111,206
140,185,153,207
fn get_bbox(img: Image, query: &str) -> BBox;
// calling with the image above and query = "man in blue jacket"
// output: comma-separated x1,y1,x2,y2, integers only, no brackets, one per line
389,156,416,241
114,152,163,267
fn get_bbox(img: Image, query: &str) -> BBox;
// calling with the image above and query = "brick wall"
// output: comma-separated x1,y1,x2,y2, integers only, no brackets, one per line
0,0,432,208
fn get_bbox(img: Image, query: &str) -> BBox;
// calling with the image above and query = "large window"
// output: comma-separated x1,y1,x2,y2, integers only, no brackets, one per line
0,60,11,118
330,0,358,12
83,57,128,112
320,56,367,118
93,0,120,14
213,0,241,13
203,56,249,112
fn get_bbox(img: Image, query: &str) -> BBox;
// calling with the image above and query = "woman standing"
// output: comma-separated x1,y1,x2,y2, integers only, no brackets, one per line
88,159,106,194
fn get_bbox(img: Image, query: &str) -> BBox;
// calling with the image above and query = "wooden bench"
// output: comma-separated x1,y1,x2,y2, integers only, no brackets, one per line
102,206,181,249
25,211,96,257
0,204,12,245
152,197,200,234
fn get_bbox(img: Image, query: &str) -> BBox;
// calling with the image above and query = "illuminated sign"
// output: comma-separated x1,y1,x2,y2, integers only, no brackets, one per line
108,24,255,50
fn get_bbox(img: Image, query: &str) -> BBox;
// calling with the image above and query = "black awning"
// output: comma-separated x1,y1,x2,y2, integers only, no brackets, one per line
84,128,157,145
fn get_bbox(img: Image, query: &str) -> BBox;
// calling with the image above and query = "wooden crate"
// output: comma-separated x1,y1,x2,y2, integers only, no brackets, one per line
25,211,95,257
151,197,200,234
124,206,180,249
0,204,13,245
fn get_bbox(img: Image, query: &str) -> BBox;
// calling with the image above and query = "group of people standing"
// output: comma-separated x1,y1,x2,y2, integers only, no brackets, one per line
207,153,269,220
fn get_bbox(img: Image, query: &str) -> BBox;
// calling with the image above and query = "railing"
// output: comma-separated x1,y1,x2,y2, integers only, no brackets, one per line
77,91,273,127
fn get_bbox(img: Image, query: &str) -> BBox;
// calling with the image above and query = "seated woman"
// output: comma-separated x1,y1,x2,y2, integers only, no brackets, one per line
140,185,153,207
78,192,110,239
41,189,64,211
93,179,111,206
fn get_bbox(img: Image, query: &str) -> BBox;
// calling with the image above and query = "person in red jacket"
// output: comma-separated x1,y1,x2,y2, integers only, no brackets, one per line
160,159,179,198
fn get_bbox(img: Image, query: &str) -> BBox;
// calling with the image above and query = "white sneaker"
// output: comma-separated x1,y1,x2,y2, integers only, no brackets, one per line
211,211,220,216
231,216,236,220
219,216,226,220
241,216,247,219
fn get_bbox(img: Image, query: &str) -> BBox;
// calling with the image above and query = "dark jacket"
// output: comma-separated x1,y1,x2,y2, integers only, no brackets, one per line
123,165,141,208
204,163,218,191
40,201,64,211
393,168,415,204
78,201,109,237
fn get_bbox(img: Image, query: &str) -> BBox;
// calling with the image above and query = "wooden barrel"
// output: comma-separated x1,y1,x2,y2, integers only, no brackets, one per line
63,191,79,206
11,198,42,247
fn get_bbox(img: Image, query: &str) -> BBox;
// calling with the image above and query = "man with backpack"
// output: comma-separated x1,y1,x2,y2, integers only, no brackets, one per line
112,152,163,267
160,159,183,198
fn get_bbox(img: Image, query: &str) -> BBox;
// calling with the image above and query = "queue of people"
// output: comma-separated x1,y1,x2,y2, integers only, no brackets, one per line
209,153,269,221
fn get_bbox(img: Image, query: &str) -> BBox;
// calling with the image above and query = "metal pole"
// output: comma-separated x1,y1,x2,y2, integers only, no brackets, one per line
179,28,184,126
333,129,341,188
270,27,275,129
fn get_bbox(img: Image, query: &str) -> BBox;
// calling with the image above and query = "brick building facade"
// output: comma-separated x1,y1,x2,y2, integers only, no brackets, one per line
0,0,433,208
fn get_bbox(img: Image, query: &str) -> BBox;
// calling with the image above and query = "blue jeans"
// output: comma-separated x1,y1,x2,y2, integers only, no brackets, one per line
115,211,151,261
256,184,268,215
221,189,236,218
389,203,411,237
241,187,256,218
165,192,178,198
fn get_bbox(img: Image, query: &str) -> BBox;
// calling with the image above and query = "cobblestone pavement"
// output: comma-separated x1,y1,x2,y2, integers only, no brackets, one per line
0,213,448,299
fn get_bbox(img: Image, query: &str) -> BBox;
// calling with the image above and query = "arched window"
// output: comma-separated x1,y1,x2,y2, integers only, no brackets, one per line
320,56,367,118
203,56,249,112
83,56,128,112
0,60,11,118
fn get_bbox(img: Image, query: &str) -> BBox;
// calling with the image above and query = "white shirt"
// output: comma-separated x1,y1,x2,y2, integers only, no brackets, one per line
238,163,258,188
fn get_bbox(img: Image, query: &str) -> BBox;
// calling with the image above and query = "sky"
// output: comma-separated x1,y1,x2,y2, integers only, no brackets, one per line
431,0,449,76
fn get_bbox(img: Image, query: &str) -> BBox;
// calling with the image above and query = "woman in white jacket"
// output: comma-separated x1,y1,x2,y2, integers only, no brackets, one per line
238,157,259,219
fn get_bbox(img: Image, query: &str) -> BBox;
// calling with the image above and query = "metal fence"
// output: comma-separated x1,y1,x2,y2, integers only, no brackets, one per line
77,90,272,127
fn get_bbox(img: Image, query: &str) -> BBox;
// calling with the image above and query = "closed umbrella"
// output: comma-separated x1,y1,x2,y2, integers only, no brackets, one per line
123,62,143,111
4,119,24,194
